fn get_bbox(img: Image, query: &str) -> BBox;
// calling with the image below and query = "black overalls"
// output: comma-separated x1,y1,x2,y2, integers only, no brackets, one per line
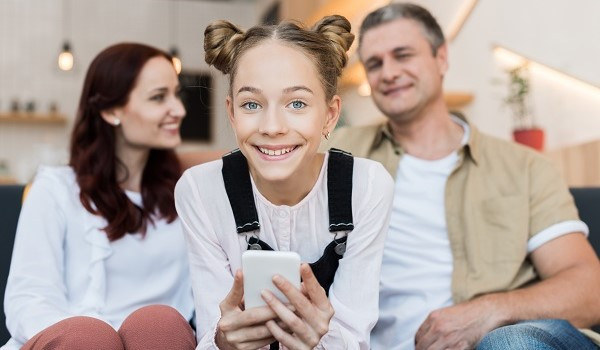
221,148,354,349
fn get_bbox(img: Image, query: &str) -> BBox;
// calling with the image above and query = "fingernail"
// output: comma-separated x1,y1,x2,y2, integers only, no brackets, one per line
261,290,272,301
272,275,283,285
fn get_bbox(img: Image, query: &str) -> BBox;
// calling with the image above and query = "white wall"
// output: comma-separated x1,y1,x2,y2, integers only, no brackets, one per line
3,0,600,182
0,0,256,183
339,0,600,151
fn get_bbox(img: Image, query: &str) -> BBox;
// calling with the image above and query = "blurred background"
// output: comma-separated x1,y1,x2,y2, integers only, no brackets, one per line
0,0,599,185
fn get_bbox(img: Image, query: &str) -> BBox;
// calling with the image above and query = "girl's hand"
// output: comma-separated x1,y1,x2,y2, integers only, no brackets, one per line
216,270,279,350
262,263,334,350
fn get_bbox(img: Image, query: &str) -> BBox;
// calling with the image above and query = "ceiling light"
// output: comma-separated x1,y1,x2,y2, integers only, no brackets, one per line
170,48,182,75
58,41,74,71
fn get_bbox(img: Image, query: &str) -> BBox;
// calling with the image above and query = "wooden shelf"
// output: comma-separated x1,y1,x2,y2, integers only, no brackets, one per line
0,113,67,125
444,92,474,109
0,176,18,185
341,62,366,87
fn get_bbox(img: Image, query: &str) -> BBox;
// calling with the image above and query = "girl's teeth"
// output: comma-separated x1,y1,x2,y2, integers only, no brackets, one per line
259,147,294,156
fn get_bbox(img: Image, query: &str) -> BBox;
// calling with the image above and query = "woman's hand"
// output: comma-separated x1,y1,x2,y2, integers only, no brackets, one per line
216,270,279,350
262,263,334,350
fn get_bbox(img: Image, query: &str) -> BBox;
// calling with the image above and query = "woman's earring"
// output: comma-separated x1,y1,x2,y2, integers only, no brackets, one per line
112,118,121,126
324,131,331,140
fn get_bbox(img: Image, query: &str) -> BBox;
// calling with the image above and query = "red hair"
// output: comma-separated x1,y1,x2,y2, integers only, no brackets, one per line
70,43,181,241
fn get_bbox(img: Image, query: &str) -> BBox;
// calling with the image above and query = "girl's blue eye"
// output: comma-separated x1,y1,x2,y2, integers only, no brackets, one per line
243,102,259,110
290,100,305,109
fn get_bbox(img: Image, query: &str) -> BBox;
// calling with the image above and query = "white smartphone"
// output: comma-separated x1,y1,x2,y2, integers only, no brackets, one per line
242,250,301,309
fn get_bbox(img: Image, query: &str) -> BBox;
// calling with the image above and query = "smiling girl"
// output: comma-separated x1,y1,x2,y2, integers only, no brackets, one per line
175,16,394,349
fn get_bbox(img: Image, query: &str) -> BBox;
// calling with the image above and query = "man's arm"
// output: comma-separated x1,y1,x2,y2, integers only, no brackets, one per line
414,232,600,350
502,231,600,327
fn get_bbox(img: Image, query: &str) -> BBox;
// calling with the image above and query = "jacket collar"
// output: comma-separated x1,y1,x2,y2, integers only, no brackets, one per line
372,112,480,165
454,112,480,165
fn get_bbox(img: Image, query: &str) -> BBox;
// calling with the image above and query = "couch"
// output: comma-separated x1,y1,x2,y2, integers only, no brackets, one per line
570,188,600,258
0,184,24,343
1,185,599,344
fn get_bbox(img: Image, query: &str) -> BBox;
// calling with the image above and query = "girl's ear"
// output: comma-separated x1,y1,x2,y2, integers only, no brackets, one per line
324,95,341,134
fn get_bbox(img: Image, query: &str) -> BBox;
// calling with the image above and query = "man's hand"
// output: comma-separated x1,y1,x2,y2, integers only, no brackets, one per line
415,296,507,350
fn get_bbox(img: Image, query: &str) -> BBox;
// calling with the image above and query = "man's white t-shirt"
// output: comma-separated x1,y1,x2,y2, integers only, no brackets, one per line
370,117,588,350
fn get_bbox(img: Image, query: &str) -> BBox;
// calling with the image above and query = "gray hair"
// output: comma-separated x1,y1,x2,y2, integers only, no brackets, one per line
359,3,445,55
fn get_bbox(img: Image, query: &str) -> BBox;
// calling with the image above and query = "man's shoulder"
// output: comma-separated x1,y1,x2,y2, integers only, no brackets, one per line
334,123,385,139
474,128,552,168
324,123,386,156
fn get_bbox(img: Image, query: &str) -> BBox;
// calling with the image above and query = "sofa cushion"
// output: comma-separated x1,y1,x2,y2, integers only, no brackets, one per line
0,185,24,344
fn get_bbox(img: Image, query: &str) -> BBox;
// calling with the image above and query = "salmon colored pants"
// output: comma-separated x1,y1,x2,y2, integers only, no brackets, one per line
21,305,196,350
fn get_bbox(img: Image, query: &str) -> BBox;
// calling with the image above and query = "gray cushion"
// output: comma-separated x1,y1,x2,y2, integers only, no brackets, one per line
0,184,24,344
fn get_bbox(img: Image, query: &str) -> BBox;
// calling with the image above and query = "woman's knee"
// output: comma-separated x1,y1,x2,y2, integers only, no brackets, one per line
119,305,195,350
22,316,123,350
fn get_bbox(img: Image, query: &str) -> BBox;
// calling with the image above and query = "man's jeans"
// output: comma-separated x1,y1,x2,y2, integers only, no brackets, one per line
477,319,599,350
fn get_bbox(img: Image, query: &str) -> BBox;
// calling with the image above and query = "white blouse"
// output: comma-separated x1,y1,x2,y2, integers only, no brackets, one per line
175,153,394,350
3,166,194,350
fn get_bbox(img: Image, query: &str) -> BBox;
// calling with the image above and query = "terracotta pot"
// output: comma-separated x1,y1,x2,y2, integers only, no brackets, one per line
513,128,545,151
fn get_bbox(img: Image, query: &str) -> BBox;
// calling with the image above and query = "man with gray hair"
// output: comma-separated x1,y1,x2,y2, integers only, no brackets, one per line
326,3,600,349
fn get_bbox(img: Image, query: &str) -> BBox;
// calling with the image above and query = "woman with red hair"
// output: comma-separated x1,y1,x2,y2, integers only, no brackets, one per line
3,43,196,349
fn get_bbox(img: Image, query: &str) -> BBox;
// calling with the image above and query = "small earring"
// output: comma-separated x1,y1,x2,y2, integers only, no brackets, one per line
112,118,121,126
324,131,331,140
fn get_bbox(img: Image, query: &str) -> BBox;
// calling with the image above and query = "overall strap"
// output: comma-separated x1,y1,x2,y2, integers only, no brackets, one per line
222,148,355,236
222,149,260,233
222,149,355,350
327,148,354,232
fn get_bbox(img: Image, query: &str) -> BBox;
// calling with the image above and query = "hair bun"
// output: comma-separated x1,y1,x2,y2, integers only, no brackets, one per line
204,20,246,74
312,15,355,75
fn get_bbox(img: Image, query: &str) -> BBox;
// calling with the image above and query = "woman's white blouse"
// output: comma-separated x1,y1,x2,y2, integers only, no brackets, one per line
175,153,394,350
3,166,194,349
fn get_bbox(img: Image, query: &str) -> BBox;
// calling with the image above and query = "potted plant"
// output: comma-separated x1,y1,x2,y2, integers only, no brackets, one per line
503,64,545,151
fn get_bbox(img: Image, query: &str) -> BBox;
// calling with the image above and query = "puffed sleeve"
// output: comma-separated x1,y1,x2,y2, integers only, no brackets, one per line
317,160,394,349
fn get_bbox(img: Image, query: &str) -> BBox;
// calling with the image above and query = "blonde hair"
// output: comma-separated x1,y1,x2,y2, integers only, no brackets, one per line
204,15,354,101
